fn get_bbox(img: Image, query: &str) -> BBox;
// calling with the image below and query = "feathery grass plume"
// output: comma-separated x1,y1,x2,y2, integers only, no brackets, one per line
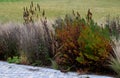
23,1,43,24
109,39,120,77
22,1,55,64
35,7,37,11
41,17,55,57
31,1,33,7
23,7,29,24
86,9,92,23
37,3,40,11
42,10,45,17
21,24,42,64
19,20,53,65
0,22,20,60
0,20,54,65
76,11,80,19
72,10,75,16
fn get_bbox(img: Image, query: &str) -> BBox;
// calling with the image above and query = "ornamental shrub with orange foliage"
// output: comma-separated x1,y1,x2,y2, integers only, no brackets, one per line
55,24,81,69
54,12,85,70
54,11,113,73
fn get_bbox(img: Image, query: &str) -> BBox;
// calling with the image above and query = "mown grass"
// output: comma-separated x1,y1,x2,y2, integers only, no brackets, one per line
0,0,120,22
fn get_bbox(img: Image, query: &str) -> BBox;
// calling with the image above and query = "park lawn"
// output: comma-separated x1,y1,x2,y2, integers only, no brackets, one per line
0,0,120,22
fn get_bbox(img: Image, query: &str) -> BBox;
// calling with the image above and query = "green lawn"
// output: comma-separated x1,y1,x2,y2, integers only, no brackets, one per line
0,0,120,22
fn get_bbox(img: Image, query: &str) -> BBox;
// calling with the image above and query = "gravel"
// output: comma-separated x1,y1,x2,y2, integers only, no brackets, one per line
0,61,114,78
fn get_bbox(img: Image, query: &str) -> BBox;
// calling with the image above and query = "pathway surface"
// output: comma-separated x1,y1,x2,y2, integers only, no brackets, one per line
0,61,114,78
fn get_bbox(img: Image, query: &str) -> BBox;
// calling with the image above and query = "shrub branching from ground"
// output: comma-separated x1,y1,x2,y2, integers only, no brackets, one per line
53,10,113,73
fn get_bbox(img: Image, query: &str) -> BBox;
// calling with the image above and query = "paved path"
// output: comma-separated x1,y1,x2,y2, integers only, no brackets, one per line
0,61,114,78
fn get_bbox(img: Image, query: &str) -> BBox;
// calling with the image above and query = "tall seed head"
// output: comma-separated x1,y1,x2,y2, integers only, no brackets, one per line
42,10,45,17
37,4,40,11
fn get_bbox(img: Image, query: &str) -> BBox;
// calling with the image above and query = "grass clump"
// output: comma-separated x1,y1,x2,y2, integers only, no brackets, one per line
0,23,20,60
105,16,120,40
0,20,54,66
109,39,120,77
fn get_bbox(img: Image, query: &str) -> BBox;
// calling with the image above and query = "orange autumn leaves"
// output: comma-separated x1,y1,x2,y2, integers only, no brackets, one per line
54,14,113,71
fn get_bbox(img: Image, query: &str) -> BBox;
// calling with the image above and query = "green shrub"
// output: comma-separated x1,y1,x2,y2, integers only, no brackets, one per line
77,26,112,70
7,56,20,64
